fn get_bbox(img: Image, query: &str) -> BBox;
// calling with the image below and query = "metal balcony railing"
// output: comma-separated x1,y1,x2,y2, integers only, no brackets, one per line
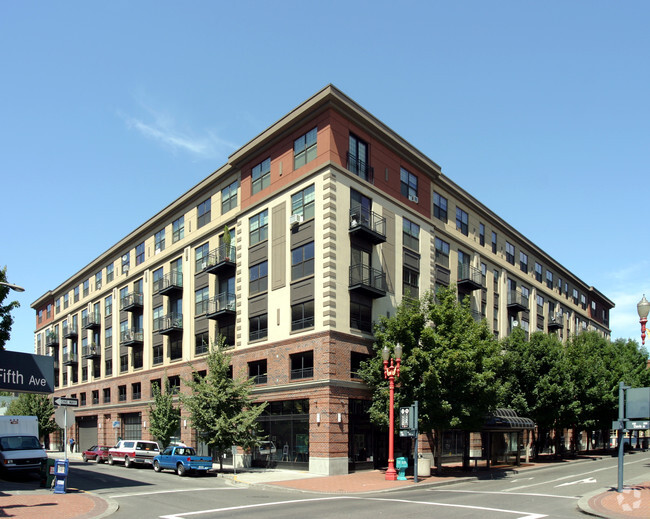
155,313,183,334
346,151,374,183
458,264,483,290
153,271,183,294
121,292,143,310
202,244,236,273
507,291,529,310
349,264,387,297
207,292,236,315
349,206,386,243
120,329,144,344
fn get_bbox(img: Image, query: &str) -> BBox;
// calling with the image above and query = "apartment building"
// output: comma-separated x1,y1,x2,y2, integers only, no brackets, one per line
32,85,613,475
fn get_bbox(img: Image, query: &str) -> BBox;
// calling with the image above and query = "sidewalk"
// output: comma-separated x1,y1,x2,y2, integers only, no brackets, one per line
1,452,649,519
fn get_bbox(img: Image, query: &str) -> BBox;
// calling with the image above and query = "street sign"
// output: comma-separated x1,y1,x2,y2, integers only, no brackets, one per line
54,406,75,429
399,429,416,437
628,420,649,430
54,397,79,407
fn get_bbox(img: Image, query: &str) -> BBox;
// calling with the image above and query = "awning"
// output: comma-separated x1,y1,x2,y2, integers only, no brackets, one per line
484,408,535,430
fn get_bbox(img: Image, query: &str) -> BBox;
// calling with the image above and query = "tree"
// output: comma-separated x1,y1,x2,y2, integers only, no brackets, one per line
359,286,504,472
180,338,267,470
0,266,21,351
148,377,181,449
7,393,58,447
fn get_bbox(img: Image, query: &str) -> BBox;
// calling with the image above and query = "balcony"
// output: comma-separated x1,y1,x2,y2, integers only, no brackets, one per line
349,264,387,298
206,292,236,320
45,333,59,348
82,343,101,359
457,264,483,292
548,313,564,331
82,313,101,330
156,313,183,335
63,325,78,339
507,291,529,312
202,244,236,275
62,352,78,365
346,151,374,183
349,206,386,244
121,292,143,312
120,329,144,346
153,271,183,296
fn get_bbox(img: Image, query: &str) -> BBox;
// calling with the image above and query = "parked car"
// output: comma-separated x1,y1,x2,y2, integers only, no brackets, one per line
153,446,213,476
258,441,276,456
108,440,160,468
82,445,111,463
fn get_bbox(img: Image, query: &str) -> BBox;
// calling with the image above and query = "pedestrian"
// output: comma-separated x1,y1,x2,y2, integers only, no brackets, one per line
69,437,75,453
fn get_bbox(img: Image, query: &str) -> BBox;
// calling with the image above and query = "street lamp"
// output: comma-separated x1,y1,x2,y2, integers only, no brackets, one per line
0,281,25,292
382,342,402,481
637,295,650,345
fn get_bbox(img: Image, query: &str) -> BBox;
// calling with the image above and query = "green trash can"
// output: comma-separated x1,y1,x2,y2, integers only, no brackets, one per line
40,458,56,488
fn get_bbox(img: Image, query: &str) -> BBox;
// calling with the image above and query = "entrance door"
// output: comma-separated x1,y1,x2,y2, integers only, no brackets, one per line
77,415,98,452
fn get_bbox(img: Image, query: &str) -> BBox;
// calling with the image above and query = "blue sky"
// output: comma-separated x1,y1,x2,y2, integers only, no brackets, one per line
2,1,649,355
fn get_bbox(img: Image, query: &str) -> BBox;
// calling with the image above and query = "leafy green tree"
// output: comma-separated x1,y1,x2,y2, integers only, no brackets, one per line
359,286,504,472
7,393,58,447
180,338,267,470
0,266,21,351
148,377,180,449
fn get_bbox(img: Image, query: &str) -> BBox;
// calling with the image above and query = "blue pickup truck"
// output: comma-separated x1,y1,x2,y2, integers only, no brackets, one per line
152,446,213,476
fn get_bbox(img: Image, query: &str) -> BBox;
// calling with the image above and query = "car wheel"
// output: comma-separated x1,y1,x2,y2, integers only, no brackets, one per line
177,463,186,477
98,456,105,464
124,456,131,468
108,455,114,465
153,460,161,472
82,454,88,462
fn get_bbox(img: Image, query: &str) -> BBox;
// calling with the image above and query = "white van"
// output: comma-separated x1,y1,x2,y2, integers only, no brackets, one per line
0,416,48,474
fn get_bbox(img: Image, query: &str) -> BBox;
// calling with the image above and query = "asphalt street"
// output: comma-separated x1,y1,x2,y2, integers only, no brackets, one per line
62,451,650,519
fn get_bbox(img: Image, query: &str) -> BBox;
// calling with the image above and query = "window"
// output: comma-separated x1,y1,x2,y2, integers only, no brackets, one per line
172,216,185,242
479,223,485,246
535,262,543,282
572,288,579,304
152,268,164,293
402,218,420,251
520,252,528,273
195,287,209,315
221,180,238,214
249,209,268,245
403,267,419,299
291,184,315,220
350,300,372,332
170,338,183,360
456,207,468,236
249,314,268,341
105,359,112,377
348,134,370,181
120,353,128,373
63,293,69,309
291,300,314,330
195,242,210,272
252,157,271,194
95,271,102,290
153,345,163,365
105,327,112,348
121,253,130,275
133,347,143,370
150,379,161,397
74,286,80,303
294,127,317,169
132,382,141,400
92,390,99,405
249,261,268,294
248,359,268,384
83,280,89,298
505,242,515,265
537,295,544,308
433,192,447,222
153,305,163,332
46,303,52,319
546,270,553,289
290,351,314,379
400,167,418,200
106,262,114,283
435,237,450,259
491,232,497,254
351,351,370,379
197,198,211,228
168,375,181,394
580,294,586,309
103,387,111,403
105,295,112,317
82,366,87,382
55,298,60,314
135,242,145,265
195,332,209,355
118,385,127,402
155,229,165,253
291,242,314,280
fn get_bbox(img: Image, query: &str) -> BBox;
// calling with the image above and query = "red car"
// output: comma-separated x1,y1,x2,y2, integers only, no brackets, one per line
82,445,111,463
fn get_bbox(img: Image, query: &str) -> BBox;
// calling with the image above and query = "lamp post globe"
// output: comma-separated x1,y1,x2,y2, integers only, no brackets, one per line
638,295,650,345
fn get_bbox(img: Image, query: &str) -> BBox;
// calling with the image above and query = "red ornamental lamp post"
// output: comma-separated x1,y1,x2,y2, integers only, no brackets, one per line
638,295,650,345
382,343,402,481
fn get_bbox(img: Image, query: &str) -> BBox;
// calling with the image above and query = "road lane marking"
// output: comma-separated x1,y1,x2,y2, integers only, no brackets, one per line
429,489,578,500
110,488,239,498
555,477,597,487
159,495,547,519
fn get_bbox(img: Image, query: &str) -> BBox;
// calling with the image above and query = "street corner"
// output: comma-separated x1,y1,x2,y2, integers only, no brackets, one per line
580,482,650,519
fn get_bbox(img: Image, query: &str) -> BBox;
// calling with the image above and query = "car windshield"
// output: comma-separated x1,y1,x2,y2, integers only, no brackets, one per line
0,436,42,451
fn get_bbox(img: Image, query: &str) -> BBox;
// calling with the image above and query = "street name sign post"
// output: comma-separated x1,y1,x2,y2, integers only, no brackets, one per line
54,397,79,407
53,397,79,461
